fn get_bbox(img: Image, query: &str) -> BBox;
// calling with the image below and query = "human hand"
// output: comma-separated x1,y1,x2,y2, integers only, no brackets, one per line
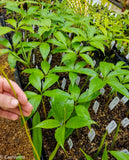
0,76,33,120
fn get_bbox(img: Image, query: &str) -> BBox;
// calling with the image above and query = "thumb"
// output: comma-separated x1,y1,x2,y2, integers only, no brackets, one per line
0,93,19,109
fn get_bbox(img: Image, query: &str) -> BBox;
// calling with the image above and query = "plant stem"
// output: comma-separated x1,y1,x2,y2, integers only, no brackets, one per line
0,66,40,160
105,92,114,108
93,130,108,159
42,96,47,119
49,143,60,160
80,76,90,92
111,122,120,150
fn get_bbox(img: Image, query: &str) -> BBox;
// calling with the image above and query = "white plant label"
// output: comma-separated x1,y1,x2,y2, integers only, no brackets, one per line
32,53,35,65
33,25,35,30
61,78,66,90
100,88,105,95
93,60,96,66
93,101,99,114
89,77,94,81
111,41,115,49
76,76,80,85
48,55,52,64
106,120,117,134
88,128,96,142
121,149,129,155
67,138,73,150
109,97,119,110
35,65,38,69
121,96,129,104
121,118,129,128
23,31,25,39
126,54,129,60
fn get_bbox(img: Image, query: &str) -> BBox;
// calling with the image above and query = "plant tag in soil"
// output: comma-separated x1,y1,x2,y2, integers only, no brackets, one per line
67,138,73,150
93,101,99,114
126,53,129,60
106,120,117,134
33,53,35,65
76,76,80,85
48,55,52,64
100,88,105,95
121,118,129,128
121,96,129,104
61,78,66,90
88,128,96,142
121,149,129,155
109,97,119,110
93,60,96,66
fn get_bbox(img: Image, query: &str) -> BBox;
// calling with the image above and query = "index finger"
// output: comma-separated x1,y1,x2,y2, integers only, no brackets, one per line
1,77,28,105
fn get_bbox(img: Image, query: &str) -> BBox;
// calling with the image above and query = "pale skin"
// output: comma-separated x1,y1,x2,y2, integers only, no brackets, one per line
0,76,33,121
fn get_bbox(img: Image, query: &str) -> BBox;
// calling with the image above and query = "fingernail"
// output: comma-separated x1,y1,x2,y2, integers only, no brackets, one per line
11,99,18,107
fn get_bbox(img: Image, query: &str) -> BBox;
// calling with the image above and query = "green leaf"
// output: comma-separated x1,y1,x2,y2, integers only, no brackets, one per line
123,75,129,83
43,89,71,98
89,41,105,53
29,72,42,92
41,61,50,74
51,97,74,123
34,119,60,129
80,54,94,68
78,90,100,103
38,26,49,36
80,148,93,160
0,27,14,36
6,19,17,28
27,6,39,15
74,68,98,77
75,105,90,119
91,35,107,41
8,54,17,68
99,62,113,78
12,32,22,47
75,61,87,70
47,39,65,47
80,46,96,53
0,37,11,48
62,52,77,64
109,151,129,160
51,66,71,73
0,49,10,55
32,112,42,160
66,116,95,129
40,19,51,27
40,42,50,60
28,95,42,115
43,74,59,91
23,68,44,78
54,31,66,46
72,36,86,43
69,72,78,86
69,84,80,101
19,42,40,48
89,77,105,95
55,126,65,151
25,91,37,99
102,144,108,160
107,70,129,78
107,78,129,98
20,26,34,33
